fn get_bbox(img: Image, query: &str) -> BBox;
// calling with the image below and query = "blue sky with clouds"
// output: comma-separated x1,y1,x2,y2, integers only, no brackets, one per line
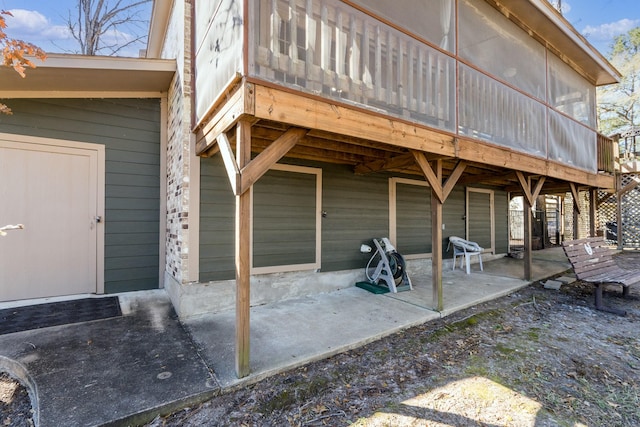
0,0,152,57
555,0,640,55
1,0,639,57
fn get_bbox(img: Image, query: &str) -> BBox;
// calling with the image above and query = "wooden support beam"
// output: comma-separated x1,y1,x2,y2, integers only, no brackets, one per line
515,172,546,281
251,139,364,165
531,176,546,203
253,84,456,158
411,154,465,312
457,171,514,186
240,127,307,193
354,153,415,175
569,182,581,215
305,129,406,153
523,195,533,281
515,171,531,204
432,191,444,311
196,83,253,156
514,171,545,207
215,126,307,196
194,72,244,133
250,84,615,189
442,161,467,201
199,144,220,158
569,183,580,239
217,132,241,196
505,181,572,195
235,120,252,378
573,205,580,239
218,124,307,378
252,125,396,158
411,151,444,203
432,159,444,311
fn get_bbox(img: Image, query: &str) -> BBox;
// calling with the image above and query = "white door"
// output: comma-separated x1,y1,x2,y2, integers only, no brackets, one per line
0,135,104,301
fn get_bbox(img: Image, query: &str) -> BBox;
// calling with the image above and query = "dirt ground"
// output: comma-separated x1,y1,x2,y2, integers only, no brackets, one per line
3,253,640,427
0,373,33,426
149,252,640,427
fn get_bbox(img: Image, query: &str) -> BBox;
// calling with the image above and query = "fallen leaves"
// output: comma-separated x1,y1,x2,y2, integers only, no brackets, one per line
151,255,640,427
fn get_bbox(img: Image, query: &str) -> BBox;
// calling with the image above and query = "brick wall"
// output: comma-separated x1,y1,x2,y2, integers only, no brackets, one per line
165,0,193,284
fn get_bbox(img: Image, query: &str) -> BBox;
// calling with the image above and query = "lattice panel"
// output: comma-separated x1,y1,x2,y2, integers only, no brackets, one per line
597,173,640,248
621,173,640,248
597,189,617,244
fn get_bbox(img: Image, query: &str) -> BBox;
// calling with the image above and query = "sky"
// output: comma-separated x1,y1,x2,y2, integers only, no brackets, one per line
555,0,640,55
0,0,152,57
1,0,639,58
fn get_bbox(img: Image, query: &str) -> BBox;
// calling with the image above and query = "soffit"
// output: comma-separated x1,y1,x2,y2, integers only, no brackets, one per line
0,54,176,93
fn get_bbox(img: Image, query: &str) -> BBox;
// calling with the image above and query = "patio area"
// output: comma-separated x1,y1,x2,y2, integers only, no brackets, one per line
0,247,572,425
185,247,572,388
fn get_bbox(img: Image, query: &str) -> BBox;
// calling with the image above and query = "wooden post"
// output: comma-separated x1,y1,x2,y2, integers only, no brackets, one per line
432,189,443,311
589,188,597,237
523,195,532,281
573,202,580,240
235,120,252,378
514,172,545,282
569,183,580,240
412,154,466,311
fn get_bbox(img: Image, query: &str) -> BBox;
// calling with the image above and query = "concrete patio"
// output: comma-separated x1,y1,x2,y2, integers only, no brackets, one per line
0,247,571,425
185,247,572,389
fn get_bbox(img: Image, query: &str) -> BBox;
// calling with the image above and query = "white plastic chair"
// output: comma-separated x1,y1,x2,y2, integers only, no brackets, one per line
448,236,484,274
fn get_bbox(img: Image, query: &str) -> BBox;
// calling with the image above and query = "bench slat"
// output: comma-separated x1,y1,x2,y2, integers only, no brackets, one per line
562,237,640,288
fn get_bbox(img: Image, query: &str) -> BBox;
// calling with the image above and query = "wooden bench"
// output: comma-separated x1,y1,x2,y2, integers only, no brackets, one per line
562,237,640,315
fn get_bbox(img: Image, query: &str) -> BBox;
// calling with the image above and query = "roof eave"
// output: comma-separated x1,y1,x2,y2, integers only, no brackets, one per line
146,0,174,58
492,0,621,86
0,54,176,94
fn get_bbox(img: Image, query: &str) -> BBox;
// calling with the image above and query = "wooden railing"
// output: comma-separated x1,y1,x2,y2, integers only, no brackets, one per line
247,0,605,176
251,0,455,131
597,132,615,173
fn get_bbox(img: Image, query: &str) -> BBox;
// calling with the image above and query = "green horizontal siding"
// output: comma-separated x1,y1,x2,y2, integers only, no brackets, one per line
442,187,467,257
494,190,509,253
0,98,161,293
468,190,493,249
198,157,511,279
199,160,318,280
321,164,390,272
200,156,235,281
253,169,317,267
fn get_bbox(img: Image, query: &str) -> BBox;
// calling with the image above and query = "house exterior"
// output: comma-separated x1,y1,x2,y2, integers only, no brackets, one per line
0,0,620,378
144,0,620,376
0,55,174,301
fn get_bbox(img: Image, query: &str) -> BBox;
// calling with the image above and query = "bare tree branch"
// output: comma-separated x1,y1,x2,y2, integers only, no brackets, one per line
67,0,151,56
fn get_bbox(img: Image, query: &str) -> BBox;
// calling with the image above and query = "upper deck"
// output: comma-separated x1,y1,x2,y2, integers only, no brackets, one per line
188,0,619,189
